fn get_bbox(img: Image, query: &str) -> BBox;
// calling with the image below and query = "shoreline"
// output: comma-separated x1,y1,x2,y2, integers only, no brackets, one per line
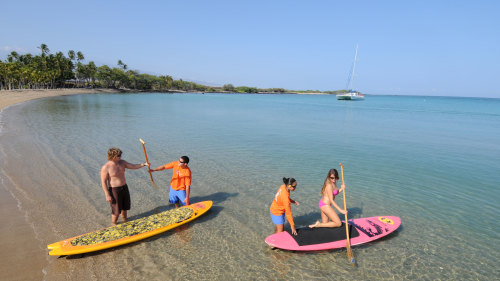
0,88,330,109
0,88,123,280
0,88,123,111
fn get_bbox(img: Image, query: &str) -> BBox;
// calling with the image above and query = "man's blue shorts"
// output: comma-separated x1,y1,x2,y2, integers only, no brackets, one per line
270,212,285,225
169,186,187,206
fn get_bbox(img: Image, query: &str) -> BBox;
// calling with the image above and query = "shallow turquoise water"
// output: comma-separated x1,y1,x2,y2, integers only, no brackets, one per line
1,93,499,280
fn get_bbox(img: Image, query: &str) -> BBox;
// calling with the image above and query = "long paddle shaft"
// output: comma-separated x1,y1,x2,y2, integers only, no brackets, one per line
140,138,158,189
340,163,356,266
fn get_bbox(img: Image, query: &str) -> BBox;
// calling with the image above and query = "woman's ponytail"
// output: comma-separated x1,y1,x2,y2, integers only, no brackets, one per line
283,177,296,186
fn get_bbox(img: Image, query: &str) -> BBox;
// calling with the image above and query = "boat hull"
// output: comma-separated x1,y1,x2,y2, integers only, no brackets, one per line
337,94,364,100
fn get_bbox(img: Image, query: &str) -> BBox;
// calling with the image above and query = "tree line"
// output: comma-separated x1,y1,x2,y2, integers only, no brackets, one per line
0,44,208,92
0,44,291,93
0,43,349,94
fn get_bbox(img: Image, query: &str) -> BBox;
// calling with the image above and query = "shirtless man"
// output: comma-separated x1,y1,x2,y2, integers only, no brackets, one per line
100,147,149,225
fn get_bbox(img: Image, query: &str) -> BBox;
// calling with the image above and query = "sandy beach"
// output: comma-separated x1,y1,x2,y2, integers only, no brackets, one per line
0,88,122,111
0,88,118,281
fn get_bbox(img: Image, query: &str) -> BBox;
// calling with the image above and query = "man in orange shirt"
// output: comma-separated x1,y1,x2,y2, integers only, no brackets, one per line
151,156,191,207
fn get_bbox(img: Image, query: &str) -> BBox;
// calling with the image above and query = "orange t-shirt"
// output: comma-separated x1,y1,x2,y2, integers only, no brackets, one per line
163,161,191,191
269,184,294,227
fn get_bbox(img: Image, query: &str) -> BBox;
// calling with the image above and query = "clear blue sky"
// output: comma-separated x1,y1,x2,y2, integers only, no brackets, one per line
1,0,499,98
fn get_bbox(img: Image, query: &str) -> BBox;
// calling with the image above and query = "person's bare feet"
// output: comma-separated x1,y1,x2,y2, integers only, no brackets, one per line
309,220,320,228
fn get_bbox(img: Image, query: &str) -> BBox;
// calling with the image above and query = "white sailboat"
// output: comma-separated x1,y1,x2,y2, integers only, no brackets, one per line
337,45,364,101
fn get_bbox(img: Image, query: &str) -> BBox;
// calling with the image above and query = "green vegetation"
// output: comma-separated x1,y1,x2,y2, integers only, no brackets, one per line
0,44,207,92
221,84,286,93
0,43,345,94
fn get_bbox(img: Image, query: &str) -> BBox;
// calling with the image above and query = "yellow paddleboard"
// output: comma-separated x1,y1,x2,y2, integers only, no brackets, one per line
47,201,212,256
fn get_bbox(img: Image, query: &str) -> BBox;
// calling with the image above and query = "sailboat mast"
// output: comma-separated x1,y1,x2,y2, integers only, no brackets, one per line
347,44,358,92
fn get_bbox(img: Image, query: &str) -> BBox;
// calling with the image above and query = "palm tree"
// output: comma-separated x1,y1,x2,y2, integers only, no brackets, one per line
0,60,7,90
87,61,97,87
73,51,85,87
37,43,50,57
76,51,84,62
19,53,33,65
68,50,75,61
117,60,127,70
165,75,173,90
7,51,19,63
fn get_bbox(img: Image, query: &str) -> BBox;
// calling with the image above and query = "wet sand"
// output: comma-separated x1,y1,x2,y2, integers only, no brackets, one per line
0,88,122,111
0,88,118,281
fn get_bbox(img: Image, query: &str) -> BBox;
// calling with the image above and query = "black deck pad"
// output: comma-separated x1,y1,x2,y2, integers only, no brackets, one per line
287,223,360,246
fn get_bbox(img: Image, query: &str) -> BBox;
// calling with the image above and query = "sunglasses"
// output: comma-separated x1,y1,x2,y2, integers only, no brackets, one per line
329,176,336,179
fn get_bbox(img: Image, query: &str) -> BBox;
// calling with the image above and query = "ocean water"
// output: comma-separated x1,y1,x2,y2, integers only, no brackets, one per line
0,93,499,280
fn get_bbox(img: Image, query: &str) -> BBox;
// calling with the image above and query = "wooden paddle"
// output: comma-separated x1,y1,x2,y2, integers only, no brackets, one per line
340,163,356,266
140,138,158,189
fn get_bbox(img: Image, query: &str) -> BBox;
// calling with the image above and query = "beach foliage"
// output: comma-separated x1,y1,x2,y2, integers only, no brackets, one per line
0,43,343,94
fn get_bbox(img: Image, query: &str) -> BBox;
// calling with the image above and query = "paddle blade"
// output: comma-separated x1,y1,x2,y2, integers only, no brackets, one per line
150,177,159,189
347,246,356,266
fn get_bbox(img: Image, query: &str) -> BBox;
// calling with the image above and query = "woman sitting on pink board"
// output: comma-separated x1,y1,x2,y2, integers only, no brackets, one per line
309,169,347,228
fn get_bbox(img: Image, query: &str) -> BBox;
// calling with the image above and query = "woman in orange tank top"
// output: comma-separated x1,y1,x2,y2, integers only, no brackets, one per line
269,177,300,235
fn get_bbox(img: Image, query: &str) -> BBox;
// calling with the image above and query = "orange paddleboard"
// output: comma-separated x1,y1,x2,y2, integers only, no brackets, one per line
47,201,212,256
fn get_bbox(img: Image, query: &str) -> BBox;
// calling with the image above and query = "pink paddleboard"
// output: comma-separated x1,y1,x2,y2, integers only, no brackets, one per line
265,216,401,251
